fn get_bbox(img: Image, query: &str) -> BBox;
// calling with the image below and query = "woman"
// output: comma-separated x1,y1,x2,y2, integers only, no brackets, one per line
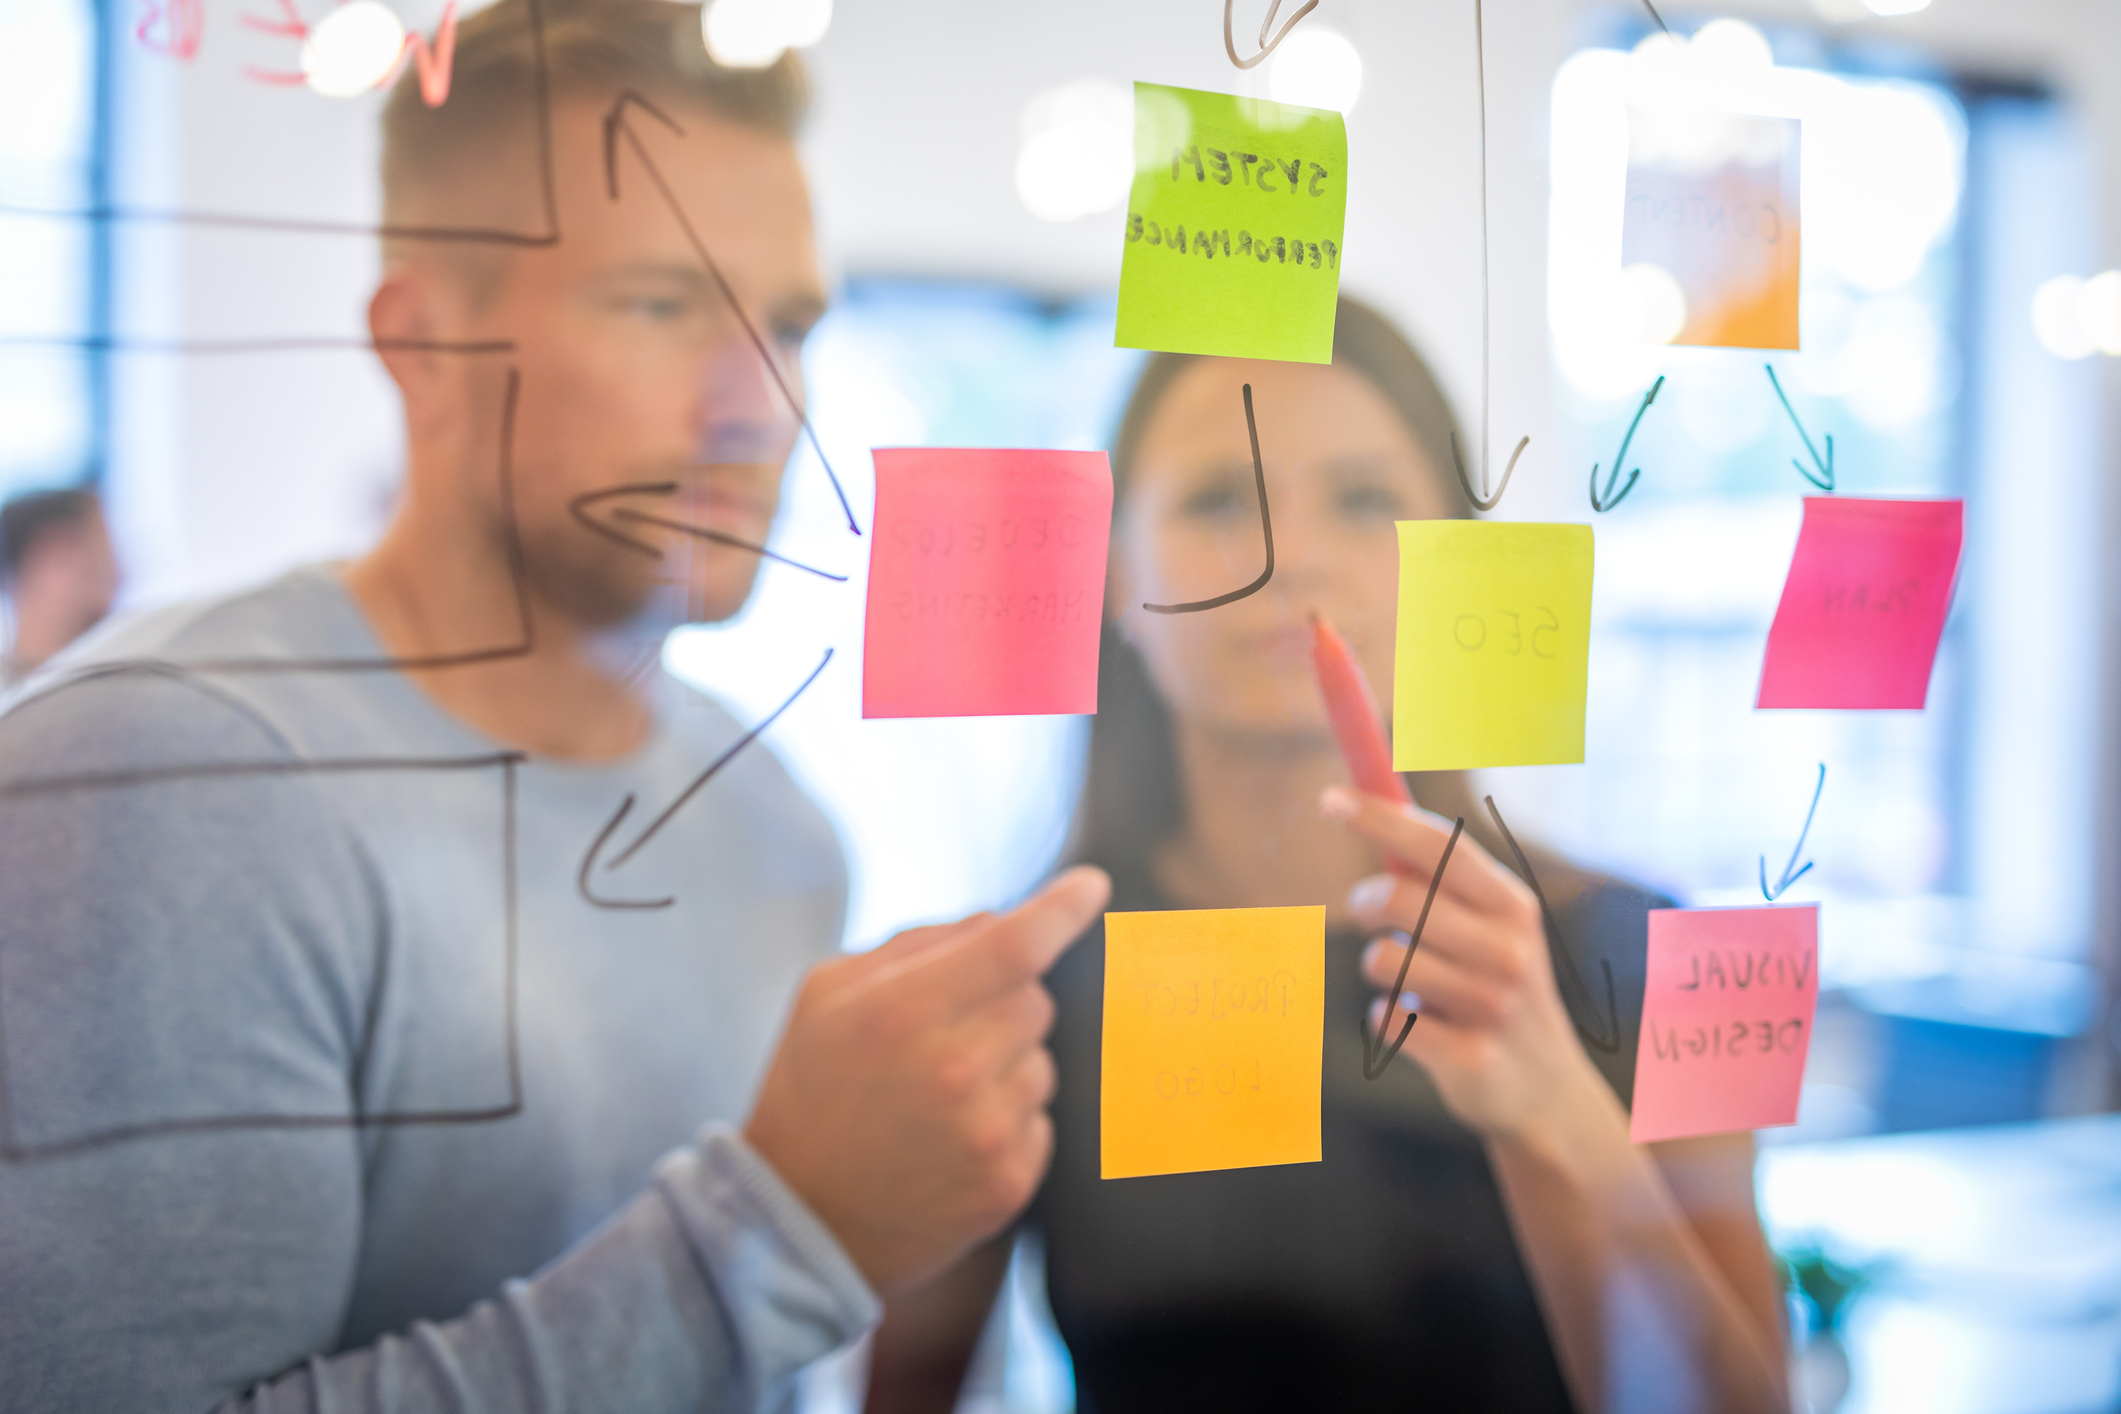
865,301,1788,1413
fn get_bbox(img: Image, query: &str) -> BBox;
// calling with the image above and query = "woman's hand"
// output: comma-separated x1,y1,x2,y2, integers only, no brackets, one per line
1322,785,1622,1144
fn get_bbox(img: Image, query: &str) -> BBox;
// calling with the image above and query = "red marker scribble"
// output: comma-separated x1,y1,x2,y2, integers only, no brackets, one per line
136,0,206,59
396,0,459,106
240,0,309,84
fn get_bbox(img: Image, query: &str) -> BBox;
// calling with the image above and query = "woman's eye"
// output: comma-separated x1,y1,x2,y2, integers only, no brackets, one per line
625,296,687,323
1337,485,1406,521
1177,483,1248,520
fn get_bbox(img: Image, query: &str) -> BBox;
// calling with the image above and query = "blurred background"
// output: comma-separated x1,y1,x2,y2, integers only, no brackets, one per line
2,0,2118,1408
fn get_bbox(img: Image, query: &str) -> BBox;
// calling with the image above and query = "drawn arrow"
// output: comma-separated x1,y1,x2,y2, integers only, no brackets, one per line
1589,374,1664,513
568,481,847,582
1223,0,1319,69
577,648,835,910
1360,816,1466,1080
1450,0,1533,515
601,90,860,537
1766,364,1835,492
1760,763,1826,903
1485,795,1621,1055
1142,384,1274,614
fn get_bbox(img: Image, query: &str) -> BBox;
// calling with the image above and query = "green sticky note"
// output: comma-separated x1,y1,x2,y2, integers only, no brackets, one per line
1116,82,1347,364
1392,522,1594,770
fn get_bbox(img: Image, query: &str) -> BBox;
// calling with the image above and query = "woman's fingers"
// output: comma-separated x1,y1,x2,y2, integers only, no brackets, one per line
1320,785,1531,919
1361,933,1511,1028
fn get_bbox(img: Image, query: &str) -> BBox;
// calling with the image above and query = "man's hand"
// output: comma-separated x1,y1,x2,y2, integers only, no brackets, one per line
743,866,1110,1295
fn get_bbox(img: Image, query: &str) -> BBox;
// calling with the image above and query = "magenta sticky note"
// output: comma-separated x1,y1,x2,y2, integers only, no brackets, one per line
1757,496,1964,709
1630,905,1819,1145
863,448,1113,719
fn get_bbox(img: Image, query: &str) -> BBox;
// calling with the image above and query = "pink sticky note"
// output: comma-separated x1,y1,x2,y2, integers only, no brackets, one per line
1630,905,1819,1144
1757,496,1964,709
863,448,1113,718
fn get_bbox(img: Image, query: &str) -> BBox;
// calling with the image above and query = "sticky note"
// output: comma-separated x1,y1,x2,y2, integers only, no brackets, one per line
1622,110,1801,349
863,449,1112,719
1631,905,1819,1144
1757,497,1963,710
1391,521,1593,771
1100,905,1323,1180
1116,82,1348,364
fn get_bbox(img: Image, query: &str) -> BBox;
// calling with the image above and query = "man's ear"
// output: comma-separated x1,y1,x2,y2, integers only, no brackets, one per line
369,265,453,436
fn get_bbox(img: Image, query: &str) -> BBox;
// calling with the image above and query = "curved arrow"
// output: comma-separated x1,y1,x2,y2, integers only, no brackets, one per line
1760,763,1826,902
1450,0,1534,515
602,90,860,537
1766,365,1835,492
1223,0,1320,69
1589,374,1663,513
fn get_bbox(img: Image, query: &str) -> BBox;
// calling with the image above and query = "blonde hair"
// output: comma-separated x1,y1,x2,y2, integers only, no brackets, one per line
378,0,808,271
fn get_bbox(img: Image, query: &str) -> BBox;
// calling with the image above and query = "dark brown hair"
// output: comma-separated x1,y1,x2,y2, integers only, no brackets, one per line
1072,298,1519,888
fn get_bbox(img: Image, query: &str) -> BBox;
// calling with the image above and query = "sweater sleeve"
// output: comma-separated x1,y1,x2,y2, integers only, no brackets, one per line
0,669,878,1414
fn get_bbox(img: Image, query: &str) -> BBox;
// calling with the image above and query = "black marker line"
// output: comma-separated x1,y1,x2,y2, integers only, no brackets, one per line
1640,0,1674,37
1450,0,1533,514
613,509,849,583
1143,384,1274,614
0,752,525,1162
1360,815,1465,1080
1766,364,1835,492
577,792,674,911
0,0,559,248
46,365,536,678
1223,0,1320,69
601,646,834,872
568,481,849,582
1760,762,1825,902
602,91,860,538
1589,374,1664,513
0,337,516,355
1483,795,1621,1055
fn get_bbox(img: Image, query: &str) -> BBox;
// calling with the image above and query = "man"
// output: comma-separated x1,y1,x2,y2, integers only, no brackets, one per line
0,485,119,684
0,3,1106,1410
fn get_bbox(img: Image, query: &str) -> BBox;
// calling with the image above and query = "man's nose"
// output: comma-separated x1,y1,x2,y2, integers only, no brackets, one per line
694,330,799,465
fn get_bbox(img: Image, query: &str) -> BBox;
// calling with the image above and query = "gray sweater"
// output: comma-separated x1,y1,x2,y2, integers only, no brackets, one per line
0,566,878,1413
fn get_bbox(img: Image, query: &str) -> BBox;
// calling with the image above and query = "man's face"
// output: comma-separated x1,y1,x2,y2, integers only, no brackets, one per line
435,96,826,631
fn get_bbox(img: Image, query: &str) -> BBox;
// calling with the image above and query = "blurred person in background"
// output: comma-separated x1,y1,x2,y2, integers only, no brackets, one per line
0,486,118,684
867,300,1789,1414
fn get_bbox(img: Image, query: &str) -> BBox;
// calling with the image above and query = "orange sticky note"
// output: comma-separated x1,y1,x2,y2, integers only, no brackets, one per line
1630,905,1819,1144
1622,110,1801,349
1100,906,1323,1179
862,448,1112,718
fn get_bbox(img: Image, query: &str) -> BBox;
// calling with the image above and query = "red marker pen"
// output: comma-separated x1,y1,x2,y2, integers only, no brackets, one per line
1310,612,1415,875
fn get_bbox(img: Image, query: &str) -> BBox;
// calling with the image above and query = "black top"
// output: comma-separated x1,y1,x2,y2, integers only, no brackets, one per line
1033,856,1666,1414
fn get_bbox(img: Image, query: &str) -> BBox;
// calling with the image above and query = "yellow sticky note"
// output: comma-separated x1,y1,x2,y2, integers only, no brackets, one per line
1100,906,1323,1180
1622,110,1801,350
1115,83,1348,364
1392,521,1594,771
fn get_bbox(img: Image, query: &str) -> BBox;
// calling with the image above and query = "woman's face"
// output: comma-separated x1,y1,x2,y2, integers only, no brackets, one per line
1113,357,1456,742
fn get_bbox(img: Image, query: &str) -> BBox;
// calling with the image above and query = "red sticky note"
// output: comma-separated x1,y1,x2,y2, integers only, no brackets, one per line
863,448,1113,718
1630,904,1819,1144
1757,497,1964,709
